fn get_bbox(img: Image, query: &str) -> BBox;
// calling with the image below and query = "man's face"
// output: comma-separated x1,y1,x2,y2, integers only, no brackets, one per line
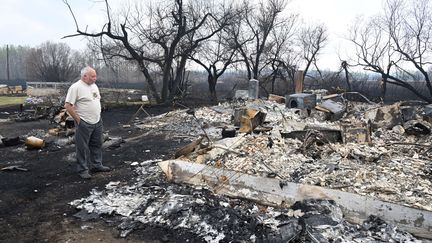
83,69,97,84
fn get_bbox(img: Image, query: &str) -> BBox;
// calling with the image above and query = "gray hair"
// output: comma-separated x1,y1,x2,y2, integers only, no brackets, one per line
80,66,94,78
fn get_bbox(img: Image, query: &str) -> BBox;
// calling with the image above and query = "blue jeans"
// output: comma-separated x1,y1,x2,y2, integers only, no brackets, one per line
75,119,103,173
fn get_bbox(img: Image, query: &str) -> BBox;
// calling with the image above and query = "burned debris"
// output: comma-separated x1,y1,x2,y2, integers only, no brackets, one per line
67,89,432,241
2,82,430,241
71,160,424,242
5,96,65,122
1,136,22,147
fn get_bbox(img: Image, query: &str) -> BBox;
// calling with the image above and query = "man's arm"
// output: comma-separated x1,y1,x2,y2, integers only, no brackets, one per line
64,102,80,124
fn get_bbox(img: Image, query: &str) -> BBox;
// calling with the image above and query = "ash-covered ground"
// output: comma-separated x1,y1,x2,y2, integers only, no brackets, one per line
0,99,430,242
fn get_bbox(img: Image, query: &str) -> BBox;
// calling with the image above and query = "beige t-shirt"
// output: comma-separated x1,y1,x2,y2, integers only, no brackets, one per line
65,80,101,124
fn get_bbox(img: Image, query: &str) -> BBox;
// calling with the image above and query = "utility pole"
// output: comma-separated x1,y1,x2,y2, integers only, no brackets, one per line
6,44,10,80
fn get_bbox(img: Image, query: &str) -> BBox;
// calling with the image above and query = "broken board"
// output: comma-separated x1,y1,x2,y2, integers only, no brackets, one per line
159,160,432,239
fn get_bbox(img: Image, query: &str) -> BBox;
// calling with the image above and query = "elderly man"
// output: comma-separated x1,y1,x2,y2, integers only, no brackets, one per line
64,66,110,179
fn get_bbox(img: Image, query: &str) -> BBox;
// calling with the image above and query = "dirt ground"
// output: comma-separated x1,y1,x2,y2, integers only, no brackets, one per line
0,104,195,243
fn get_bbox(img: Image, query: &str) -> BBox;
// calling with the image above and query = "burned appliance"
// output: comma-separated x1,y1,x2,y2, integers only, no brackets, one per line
285,93,317,109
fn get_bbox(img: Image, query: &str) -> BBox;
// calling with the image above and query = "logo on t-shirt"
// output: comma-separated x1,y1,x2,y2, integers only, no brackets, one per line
92,92,99,99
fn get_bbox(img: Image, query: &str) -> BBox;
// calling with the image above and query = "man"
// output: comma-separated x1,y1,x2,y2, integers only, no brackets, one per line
64,66,110,179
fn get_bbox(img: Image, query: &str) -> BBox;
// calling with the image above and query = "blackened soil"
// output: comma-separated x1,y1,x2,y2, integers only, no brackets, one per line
0,104,195,243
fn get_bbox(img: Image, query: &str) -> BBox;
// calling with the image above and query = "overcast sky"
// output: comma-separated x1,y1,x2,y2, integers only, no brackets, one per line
0,0,383,70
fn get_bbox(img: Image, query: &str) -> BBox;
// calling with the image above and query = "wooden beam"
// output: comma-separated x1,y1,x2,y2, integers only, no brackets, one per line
159,160,432,239
294,70,304,93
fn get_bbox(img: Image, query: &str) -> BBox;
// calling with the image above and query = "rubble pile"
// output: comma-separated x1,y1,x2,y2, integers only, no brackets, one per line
134,99,432,211
71,161,422,242
70,96,431,241
135,105,232,140
3,96,65,122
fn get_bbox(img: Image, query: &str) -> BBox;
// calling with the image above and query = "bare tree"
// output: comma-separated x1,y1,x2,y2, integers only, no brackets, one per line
258,19,327,95
230,0,298,81
262,18,299,94
348,15,397,98
298,24,328,81
348,0,432,102
26,41,79,83
189,20,243,102
63,0,235,103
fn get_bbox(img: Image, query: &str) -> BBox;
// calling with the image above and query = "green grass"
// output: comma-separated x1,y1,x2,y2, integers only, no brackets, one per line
0,96,27,107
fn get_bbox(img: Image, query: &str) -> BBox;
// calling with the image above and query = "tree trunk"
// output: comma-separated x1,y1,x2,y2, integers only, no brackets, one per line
208,74,217,102
138,64,161,103
168,56,188,101
342,61,351,92
380,76,387,102
161,61,172,102
271,74,276,94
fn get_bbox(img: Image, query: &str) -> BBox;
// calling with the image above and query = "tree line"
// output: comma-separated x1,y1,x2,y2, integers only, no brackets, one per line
0,43,145,86
62,0,329,103
1,0,431,103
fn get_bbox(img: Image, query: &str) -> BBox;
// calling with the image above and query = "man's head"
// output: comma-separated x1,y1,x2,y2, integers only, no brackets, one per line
80,66,97,85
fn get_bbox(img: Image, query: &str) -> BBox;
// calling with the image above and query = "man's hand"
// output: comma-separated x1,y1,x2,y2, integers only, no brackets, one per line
64,102,80,124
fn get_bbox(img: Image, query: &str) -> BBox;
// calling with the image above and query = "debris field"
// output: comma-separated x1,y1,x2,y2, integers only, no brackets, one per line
67,94,432,242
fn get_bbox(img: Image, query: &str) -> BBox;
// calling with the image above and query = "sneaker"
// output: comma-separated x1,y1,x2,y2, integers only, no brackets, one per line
91,165,111,173
79,171,92,179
